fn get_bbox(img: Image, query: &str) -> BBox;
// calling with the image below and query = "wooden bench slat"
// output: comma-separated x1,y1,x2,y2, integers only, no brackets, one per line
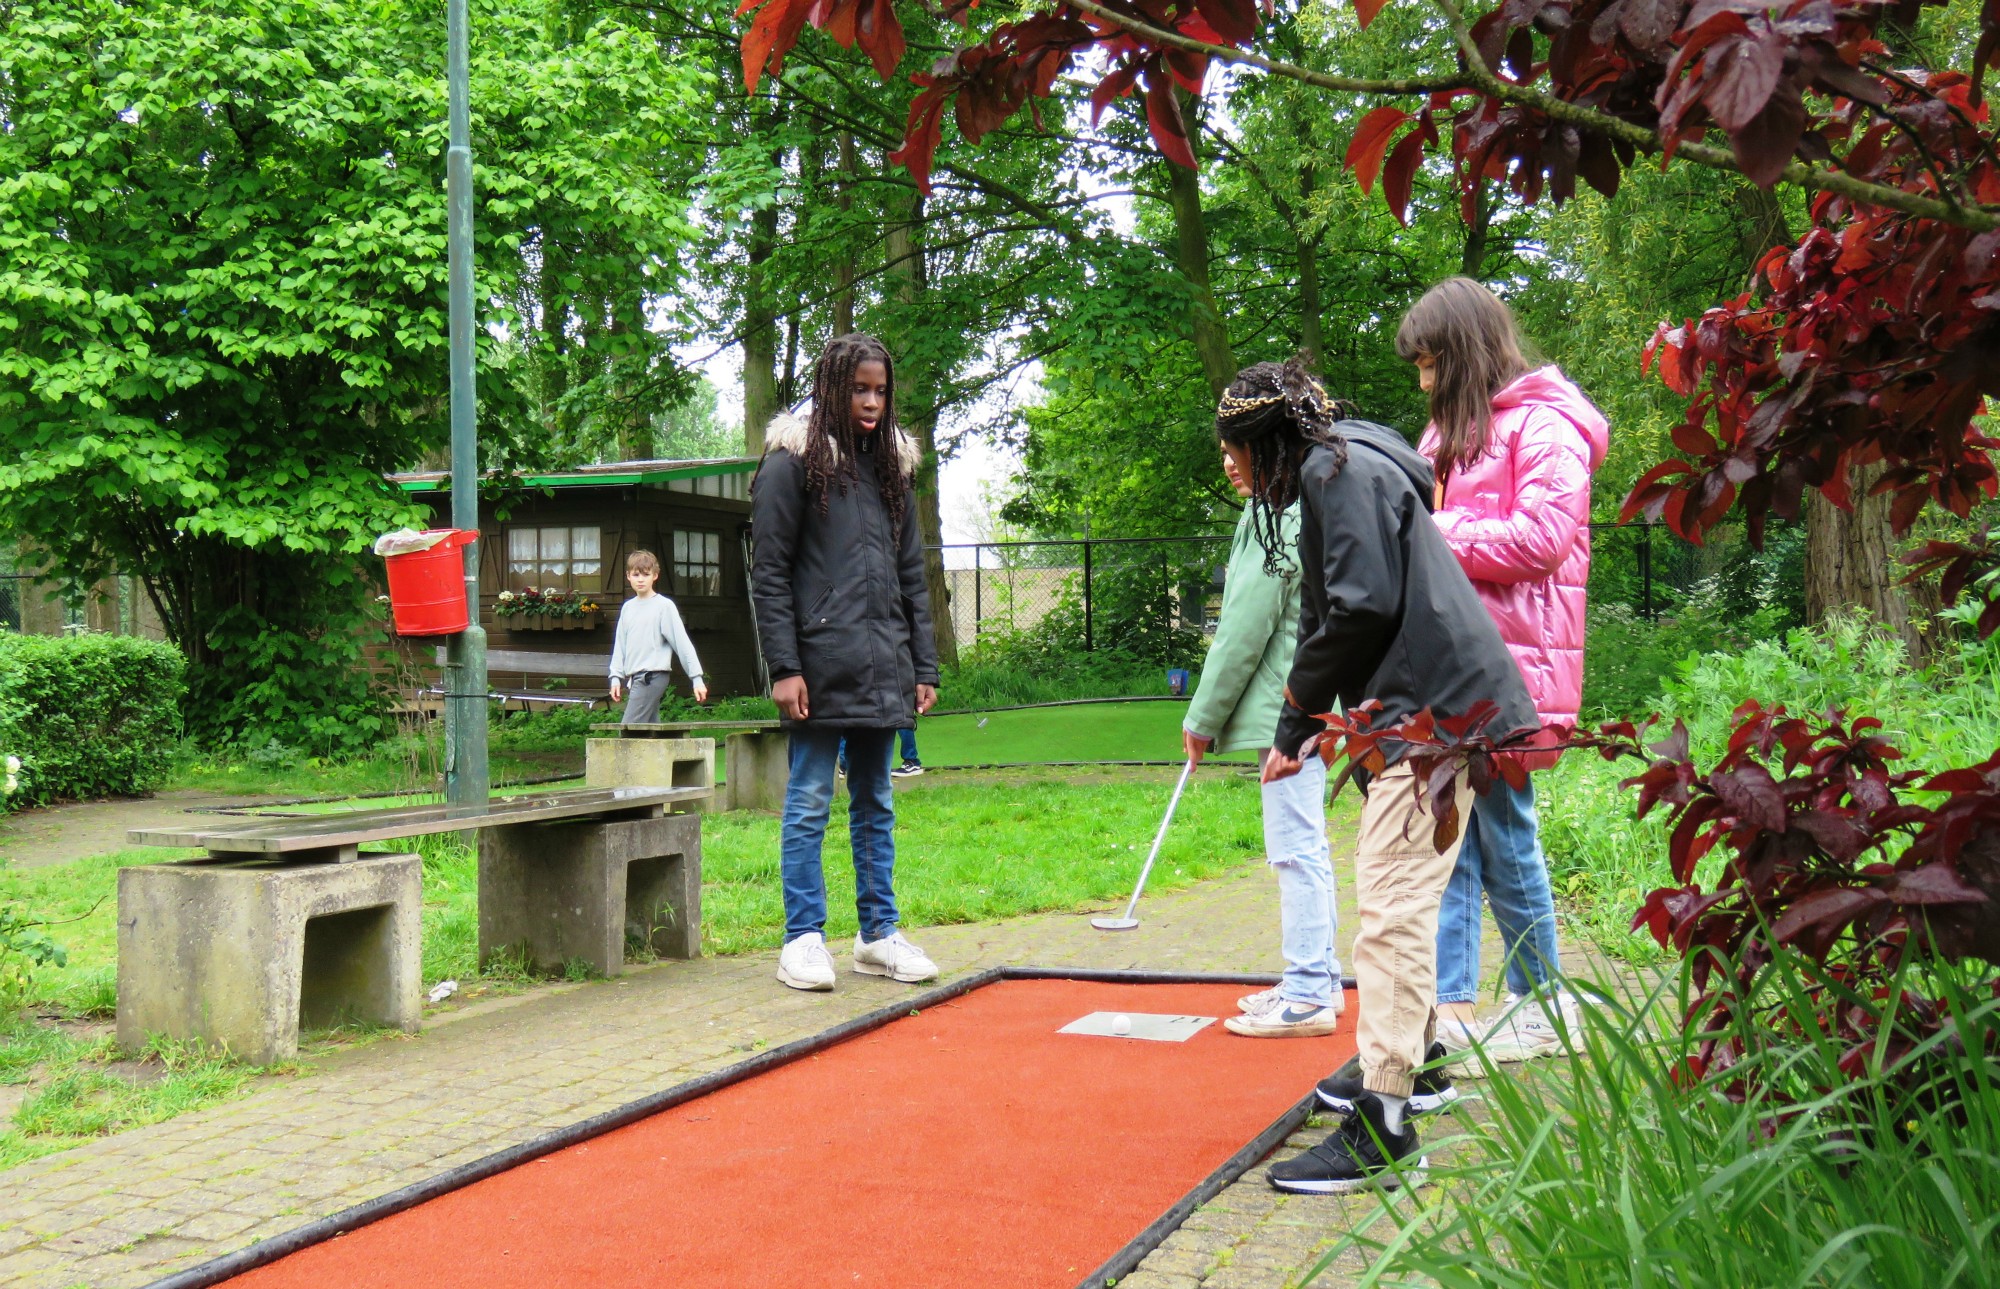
127,786,707,853
592,720,783,734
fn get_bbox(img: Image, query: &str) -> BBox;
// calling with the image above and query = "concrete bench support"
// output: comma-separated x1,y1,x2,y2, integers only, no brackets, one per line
723,729,790,812
116,853,422,1065
478,813,701,976
585,736,716,813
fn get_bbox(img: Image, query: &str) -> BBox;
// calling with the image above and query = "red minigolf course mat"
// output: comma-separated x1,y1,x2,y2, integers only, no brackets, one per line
195,974,1355,1289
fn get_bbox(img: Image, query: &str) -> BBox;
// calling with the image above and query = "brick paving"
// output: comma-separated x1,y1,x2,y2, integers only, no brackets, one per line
0,830,1580,1289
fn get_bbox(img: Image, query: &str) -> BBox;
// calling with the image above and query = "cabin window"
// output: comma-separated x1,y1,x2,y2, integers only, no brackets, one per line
507,526,603,591
673,530,723,598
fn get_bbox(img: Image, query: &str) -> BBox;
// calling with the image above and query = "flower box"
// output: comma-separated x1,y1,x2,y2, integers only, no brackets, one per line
508,611,600,632
493,588,601,631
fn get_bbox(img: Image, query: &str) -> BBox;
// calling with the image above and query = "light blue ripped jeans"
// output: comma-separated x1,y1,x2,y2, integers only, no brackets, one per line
1261,751,1341,1007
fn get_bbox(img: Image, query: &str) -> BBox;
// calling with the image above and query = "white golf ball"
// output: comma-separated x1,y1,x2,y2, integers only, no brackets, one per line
1112,1014,1132,1036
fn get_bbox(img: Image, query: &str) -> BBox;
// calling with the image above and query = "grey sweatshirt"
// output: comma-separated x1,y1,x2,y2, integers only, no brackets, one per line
608,593,704,682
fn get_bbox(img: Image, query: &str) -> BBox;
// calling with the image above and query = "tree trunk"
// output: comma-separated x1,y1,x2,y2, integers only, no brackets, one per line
1297,235,1323,369
833,129,857,336
882,183,960,669
1804,460,1930,663
1734,183,1791,290
1162,117,1235,397
1461,179,1493,279
742,200,780,456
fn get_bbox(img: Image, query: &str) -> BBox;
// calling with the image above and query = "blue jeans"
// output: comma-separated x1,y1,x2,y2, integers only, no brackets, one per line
781,729,900,943
838,729,918,772
1261,752,1340,1007
1436,776,1561,1004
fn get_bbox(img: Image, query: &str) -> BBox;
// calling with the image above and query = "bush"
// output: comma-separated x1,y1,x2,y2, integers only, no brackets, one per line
1545,612,2000,959
941,635,1186,710
1319,955,2000,1288
0,633,185,807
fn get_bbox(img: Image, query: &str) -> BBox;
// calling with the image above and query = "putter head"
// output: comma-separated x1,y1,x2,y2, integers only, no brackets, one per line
1091,917,1140,931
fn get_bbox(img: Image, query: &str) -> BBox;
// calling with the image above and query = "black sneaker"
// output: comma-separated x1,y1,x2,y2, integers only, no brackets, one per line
1267,1092,1428,1194
891,760,925,778
1315,1041,1459,1115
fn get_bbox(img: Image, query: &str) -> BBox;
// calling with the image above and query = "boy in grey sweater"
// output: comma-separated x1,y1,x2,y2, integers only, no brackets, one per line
608,549,706,723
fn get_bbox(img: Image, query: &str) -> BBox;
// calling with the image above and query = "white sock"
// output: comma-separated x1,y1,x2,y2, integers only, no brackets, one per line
1376,1092,1410,1134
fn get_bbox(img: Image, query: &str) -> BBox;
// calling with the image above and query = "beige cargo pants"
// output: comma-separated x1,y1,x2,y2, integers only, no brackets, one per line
1351,761,1474,1099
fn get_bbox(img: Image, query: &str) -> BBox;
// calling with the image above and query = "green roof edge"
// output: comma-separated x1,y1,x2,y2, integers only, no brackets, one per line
396,459,755,494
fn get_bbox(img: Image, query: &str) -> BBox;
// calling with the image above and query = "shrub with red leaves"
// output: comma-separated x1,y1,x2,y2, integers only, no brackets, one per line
1605,702,1999,1088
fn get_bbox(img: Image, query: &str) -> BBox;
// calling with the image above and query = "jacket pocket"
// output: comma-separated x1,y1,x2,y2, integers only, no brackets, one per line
801,584,834,625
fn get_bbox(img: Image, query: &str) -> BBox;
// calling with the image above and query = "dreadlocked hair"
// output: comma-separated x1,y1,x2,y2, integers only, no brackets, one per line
799,332,909,531
1215,355,1352,576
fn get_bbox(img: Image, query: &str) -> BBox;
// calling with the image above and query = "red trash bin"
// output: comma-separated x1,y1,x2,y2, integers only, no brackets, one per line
381,529,478,636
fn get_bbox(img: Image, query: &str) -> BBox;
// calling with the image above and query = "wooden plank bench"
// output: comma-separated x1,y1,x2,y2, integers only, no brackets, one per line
119,786,708,1063
593,722,787,812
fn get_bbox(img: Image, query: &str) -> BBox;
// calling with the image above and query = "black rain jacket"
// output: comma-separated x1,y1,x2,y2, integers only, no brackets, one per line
1274,420,1540,765
750,414,940,730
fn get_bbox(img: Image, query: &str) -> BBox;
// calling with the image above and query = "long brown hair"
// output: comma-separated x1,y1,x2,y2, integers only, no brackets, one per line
1395,277,1532,483
800,332,908,531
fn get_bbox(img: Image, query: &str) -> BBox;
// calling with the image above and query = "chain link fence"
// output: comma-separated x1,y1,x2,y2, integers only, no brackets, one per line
932,521,1791,657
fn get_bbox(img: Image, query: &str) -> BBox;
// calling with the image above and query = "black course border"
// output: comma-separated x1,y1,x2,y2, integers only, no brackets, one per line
145,967,1321,1289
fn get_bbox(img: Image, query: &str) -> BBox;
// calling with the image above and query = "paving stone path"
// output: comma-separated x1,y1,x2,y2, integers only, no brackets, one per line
0,844,1559,1289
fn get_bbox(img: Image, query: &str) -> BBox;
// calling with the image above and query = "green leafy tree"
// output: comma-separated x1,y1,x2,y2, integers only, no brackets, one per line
0,0,708,752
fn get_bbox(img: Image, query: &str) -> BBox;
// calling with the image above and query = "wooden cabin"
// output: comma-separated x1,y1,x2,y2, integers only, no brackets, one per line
385,458,761,703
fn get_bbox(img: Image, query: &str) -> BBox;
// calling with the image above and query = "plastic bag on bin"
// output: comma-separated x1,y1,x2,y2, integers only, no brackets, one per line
373,528,450,557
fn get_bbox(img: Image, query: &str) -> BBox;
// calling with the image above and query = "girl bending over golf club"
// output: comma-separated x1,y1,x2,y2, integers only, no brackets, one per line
1226,356,1538,1196
1180,440,1342,1038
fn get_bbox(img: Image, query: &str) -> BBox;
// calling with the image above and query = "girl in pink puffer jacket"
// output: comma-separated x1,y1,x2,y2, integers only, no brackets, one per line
1397,277,1608,1061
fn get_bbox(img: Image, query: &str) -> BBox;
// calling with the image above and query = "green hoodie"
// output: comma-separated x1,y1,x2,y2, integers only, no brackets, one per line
1183,501,1304,753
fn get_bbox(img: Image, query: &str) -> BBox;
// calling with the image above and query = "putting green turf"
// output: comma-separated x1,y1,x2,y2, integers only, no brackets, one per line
913,700,1259,766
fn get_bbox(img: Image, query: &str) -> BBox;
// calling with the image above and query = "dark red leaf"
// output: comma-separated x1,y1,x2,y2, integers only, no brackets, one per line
1353,0,1393,30
1881,861,1988,905
1770,885,1888,949
1345,106,1412,194
1383,128,1428,225
1144,76,1197,170
1191,0,1259,45
1702,31,1787,132
1713,761,1788,832
1728,84,1807,187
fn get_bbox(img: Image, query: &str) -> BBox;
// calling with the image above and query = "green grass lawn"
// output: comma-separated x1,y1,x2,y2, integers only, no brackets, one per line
913,700,1257,766
0,767,1316,1168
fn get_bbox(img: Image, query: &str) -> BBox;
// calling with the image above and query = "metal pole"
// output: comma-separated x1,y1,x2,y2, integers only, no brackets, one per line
443,0,488,806
973,545,981,638
1082,539,1094,652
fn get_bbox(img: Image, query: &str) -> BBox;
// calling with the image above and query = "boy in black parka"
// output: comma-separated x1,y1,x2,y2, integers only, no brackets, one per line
750,333,941,992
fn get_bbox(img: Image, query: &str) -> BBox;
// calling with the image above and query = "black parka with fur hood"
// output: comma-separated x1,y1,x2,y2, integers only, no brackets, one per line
749,413,940,729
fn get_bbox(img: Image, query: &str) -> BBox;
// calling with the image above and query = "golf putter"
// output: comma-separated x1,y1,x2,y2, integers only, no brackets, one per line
1093,758,1196,930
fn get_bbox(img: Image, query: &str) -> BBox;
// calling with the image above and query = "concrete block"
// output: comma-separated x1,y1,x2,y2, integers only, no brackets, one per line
117,853,422,1065
586,737,715,812
478,812,701,976
722,729,789,813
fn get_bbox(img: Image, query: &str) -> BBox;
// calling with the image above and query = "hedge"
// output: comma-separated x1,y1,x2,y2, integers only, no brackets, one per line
0,633,186,808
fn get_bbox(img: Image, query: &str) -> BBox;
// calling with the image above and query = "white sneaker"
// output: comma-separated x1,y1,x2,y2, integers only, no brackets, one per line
1478,993,1571,1062
851,930,938,983
1434,1015,1483,1055
1238,987,1282,1015
1224,1000,1342,1038
1243,980,1346,1017
777,932,836,991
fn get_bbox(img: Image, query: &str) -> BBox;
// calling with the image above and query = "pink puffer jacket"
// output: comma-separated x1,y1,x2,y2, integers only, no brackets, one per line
1419,366,1608,733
